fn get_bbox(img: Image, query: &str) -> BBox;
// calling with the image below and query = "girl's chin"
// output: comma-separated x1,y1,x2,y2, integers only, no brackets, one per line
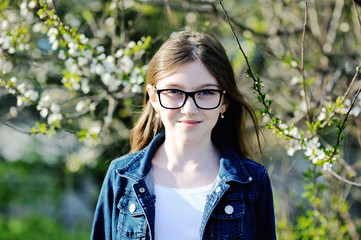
166,130,211,145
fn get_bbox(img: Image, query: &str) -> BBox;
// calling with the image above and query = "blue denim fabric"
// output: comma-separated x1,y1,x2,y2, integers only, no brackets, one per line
91,131,276,240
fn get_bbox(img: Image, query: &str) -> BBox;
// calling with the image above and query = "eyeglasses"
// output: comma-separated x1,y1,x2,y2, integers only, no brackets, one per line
155,88,226,110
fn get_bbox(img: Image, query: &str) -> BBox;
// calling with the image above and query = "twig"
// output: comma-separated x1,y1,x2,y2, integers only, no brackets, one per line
308,0,322,41
353,0,361,35
329,84,361,159
342,63,361,102
226,14,307,38
0,121,31,134
301,0,311,123
219,0,298,140
120,0,126,46
134,0,215,13
328,169,361,187
319,136,357,177
323,0,344,53
320,62,361,129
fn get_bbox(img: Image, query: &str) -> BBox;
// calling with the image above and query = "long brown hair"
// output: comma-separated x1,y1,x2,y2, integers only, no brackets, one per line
129,31,263,160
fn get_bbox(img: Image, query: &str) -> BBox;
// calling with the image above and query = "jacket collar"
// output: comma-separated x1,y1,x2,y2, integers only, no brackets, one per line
218,144,253,183
116,130,252,184
116,131,165,182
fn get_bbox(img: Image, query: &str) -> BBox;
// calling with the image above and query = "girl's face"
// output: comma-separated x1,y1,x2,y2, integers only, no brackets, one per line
147,61,228,145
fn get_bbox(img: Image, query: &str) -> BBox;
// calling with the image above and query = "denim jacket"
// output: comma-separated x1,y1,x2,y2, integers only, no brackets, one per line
91,131,276,240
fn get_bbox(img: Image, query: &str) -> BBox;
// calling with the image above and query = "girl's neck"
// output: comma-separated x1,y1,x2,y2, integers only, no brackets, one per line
151,133,220,188
157,136,220,173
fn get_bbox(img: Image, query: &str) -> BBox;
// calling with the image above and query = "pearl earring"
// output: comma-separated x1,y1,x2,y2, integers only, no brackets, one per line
220,113,225,119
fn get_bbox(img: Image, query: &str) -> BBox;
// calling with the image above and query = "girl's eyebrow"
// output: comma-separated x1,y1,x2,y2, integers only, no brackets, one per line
159,83,220,89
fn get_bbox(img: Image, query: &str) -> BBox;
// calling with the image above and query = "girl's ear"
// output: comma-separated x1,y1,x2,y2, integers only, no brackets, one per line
146,84,159,112
221,95,229,114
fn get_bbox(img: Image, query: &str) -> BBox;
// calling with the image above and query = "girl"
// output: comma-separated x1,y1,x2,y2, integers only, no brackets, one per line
91,31,276,240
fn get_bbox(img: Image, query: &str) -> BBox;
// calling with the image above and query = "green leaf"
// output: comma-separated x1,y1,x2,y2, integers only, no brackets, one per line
0,0,9,11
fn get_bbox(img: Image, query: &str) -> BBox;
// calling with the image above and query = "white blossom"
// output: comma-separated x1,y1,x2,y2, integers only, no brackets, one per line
1,20,9,30
58,49,66,60
317,107,326,121
1,36,12,50
32,22,43,33
50,103,60,113
82,49,93,59
351,106,360,117
24,89,39,101
127,41,136,48
79,34,88,44
290,60,298,67
9,106,18,117
105,17,115,27
89,103,96,111
68,42,79,56
279,123,288,130
287,147,296,156
47,113,63,125
120,55,134,74
78,56,88,66
115,49,124,58
101,73,112,86
75,101,86,112
94,64,104,75
286,139,302,156
104,115,112,124
323,162,333,171
20,1,29,17
96,46,105,53
51,40,59,50
17,96,23,106
130,69,144,85
10,76,17,84
131,85,142,93
97,53,106,60
47,27,58,40
28,0,36,9
62,33,72,42
89,122,101,134
81,78,90,94
289,127,301,139
8,47,15,54
40,108,49,118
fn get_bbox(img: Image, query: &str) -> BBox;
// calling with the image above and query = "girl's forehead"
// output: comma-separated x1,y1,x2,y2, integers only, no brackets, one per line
156,62,219,89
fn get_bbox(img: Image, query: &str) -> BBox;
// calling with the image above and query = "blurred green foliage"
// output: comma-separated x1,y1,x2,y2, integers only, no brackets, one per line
0,215,89,240
1,0,361,239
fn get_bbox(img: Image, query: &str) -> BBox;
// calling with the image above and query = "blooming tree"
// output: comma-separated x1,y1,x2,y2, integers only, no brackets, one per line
0,0,150,147
1,0,361,238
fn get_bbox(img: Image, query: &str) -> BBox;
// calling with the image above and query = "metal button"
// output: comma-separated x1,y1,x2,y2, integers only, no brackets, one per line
225,205,234,215
215,186,221,193
139,187,145,193
129,203,136,213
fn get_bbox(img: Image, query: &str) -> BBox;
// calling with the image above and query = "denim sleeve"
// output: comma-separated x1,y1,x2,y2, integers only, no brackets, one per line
91,163,115,240
255,169,277,239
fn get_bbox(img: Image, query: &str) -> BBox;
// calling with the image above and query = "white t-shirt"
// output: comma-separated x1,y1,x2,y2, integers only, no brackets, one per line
154,183,213,240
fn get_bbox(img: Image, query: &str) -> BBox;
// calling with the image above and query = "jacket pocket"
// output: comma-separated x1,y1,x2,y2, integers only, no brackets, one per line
117,194,147,239
208,194,245,240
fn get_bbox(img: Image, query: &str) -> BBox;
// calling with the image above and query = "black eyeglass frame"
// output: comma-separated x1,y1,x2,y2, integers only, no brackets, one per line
155,88,226,110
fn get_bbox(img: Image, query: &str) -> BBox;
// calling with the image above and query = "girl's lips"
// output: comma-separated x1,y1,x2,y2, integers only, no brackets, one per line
178,120,202,127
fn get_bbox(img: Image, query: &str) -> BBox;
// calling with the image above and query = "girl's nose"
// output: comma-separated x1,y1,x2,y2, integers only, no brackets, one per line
180,96,198,115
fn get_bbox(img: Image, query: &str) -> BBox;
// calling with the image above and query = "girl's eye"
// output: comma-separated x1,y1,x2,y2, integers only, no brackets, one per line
198,90,215,96
164,90,183,96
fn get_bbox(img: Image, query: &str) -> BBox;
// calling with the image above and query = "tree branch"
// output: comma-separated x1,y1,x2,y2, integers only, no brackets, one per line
328,169,361,187
301,0,311,123
219,0,299,140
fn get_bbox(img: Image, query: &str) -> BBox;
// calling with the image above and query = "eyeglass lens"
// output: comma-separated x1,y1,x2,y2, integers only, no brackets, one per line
158,89,223,109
